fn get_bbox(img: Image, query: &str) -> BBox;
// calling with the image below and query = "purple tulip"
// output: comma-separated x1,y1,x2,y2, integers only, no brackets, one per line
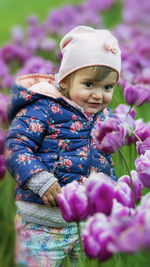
114,113,136,136
135,150,150,188
0,155,6,180
128,119,150,144
138,192,150,210
108,215,145,253
118,171,143,202
111,199,135,219
114,103,136,119
86,172,114,216
114,181,134,208
91,118,126,153
110,192,150,252
136,137,150,155
57,181,88,222
124,82,150,107
82,213,113,261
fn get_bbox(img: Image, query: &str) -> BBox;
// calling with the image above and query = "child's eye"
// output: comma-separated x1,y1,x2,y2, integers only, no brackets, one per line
85,82,93,88
104,85,113,90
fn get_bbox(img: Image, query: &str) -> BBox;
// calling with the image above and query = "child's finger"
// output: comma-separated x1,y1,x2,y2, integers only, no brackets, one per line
42,195,51,207
47,194,57,206
56,184,62,194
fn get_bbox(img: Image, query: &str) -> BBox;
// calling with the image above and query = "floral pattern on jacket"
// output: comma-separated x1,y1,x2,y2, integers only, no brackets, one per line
5,74,117,204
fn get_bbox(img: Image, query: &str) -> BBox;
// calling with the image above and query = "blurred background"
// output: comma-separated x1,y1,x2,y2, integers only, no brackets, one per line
0,0,84,45
0,0,150,266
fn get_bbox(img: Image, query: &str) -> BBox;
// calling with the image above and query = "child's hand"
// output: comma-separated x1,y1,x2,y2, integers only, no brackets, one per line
42,181,62,207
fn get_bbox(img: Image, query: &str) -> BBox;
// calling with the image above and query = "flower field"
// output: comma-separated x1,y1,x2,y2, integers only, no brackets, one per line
0,0,150,266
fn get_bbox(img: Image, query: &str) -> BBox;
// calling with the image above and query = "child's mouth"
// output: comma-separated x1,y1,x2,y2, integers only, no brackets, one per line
87,102,102,108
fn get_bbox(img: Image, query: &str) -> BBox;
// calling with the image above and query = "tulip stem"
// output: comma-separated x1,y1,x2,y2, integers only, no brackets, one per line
77,222,84,261
126,105,133,116
130,130,142,143
118,149,136,207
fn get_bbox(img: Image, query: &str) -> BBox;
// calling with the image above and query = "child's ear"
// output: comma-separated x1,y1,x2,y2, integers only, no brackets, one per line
59,79,67,90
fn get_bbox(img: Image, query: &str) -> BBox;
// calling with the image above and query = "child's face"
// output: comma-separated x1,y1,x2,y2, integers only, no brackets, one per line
61,67,118,114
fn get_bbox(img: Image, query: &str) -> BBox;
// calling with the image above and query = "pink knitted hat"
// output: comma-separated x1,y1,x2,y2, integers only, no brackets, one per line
58,25,121,83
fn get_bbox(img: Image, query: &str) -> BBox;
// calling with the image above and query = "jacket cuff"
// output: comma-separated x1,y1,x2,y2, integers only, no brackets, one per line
39,177,58,197
26,171,58,196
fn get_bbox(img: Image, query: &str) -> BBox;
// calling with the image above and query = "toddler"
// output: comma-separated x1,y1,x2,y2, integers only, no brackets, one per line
5,25,121,267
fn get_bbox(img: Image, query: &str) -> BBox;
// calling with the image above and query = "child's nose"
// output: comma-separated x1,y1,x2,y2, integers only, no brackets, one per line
92,89,103,100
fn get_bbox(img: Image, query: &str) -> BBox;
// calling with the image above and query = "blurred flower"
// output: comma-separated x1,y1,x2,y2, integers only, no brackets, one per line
0,59,9,89
27,14,38,26
114,112,136,136
57,181,88,222
86,0,115,11
111,199,135,219
135,150,150,188
39,38,57,52
114,181,134,208
118,171,143,202
123,0,150,26
108,214,145,253
82,213,113,261
0,44,30,64
46,3,102,36
0,154,6,180
91,117,126,153
114,103,136,119
138,192,150,211
136,137,150,155
128,119,150,144
0,129,7,154
86,172,114,216
124,82,150,107
11,26,24,45
18,57,53,75
47,6,79,35
136,68,150,84
0,94,10,123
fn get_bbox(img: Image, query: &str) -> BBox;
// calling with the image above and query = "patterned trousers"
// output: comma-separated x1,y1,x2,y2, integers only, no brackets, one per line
15,212,80,267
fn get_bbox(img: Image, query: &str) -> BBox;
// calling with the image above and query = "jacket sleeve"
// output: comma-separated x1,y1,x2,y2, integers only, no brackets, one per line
4,98,52,186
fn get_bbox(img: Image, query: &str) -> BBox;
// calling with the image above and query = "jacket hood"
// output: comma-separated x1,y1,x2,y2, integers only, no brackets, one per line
8,73,76,122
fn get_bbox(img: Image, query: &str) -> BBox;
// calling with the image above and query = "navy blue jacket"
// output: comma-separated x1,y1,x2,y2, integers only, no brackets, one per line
5,74,117,204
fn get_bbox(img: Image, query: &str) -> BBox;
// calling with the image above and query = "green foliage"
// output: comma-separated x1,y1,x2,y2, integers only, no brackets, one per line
61,250,150,267
0,173,16,267
101,0,123,28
